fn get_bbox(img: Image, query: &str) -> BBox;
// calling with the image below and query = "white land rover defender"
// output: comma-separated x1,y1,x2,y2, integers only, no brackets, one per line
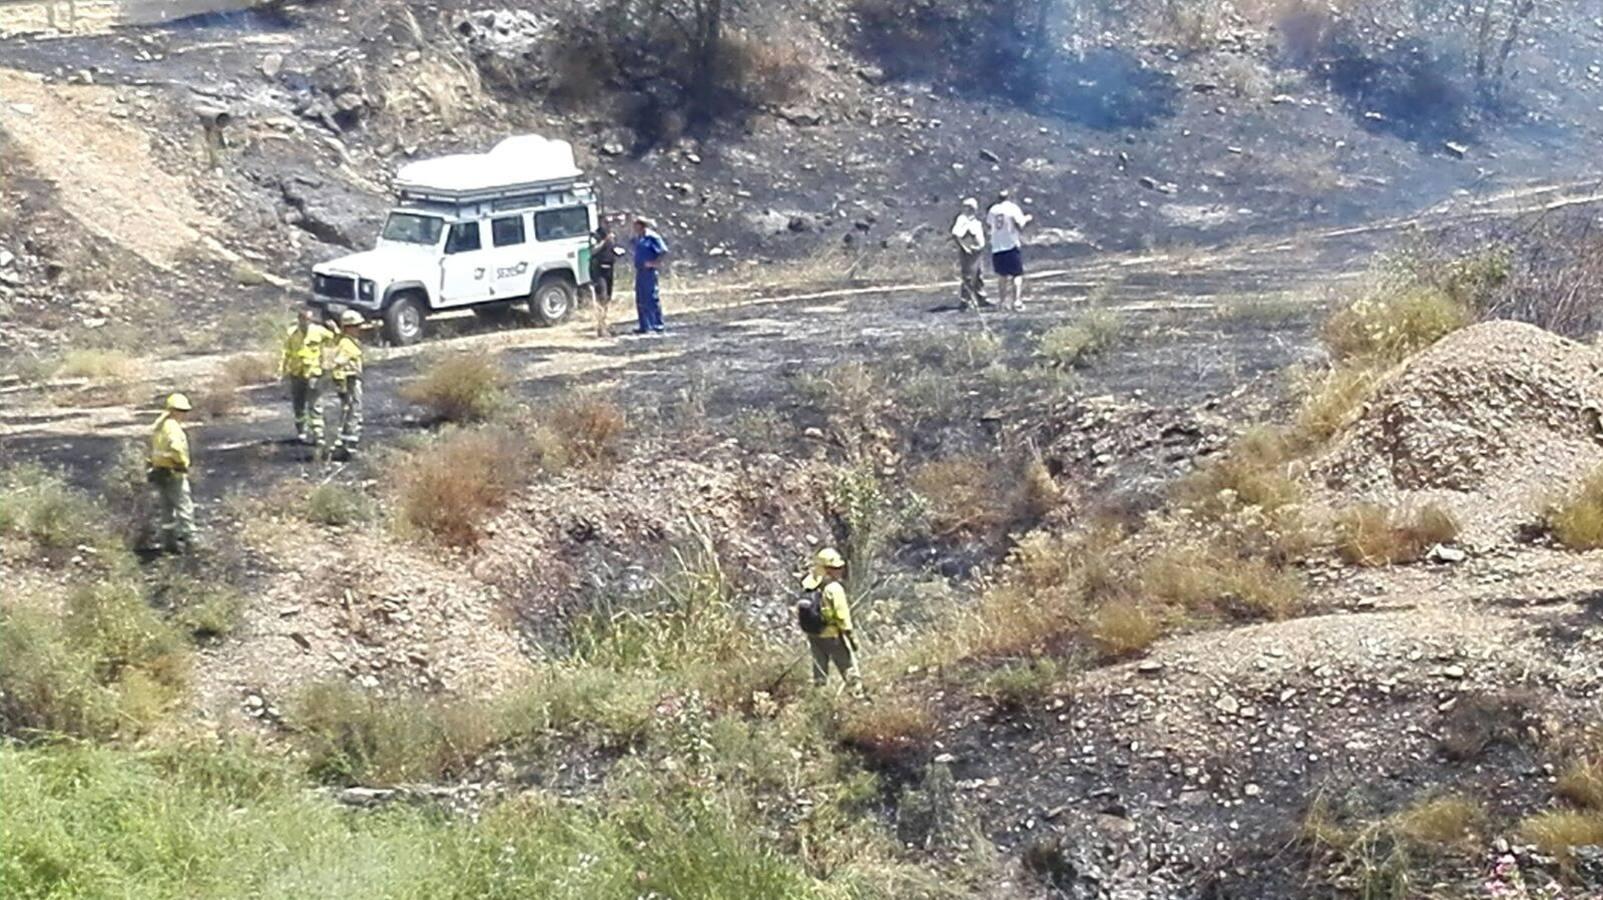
311,134,596,345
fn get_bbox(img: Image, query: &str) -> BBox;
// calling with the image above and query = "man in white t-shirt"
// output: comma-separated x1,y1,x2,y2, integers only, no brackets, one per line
949,197,987,310
986,190,1032,311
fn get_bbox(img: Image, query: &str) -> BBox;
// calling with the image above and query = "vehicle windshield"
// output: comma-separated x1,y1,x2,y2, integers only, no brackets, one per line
381,212,444,246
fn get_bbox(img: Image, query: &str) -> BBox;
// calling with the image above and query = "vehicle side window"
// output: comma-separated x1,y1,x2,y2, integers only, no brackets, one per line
534,207,590,242
492,216,526,247
445,222,482,254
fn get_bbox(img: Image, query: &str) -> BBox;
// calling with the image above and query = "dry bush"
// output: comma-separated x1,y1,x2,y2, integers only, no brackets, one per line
531,395,628,471
393,428,520,547
1176,426,1300,514
1517,811,1603,865
1335,503,1459,566
218,352,276,388
292,681,499,785
401,355,508,423
192,378,241,422
1548,468,1603,552
1437,690,1539,762
1321,285,1470,366
1394,795,1483,846
1089,597,1163,660
1557,756,1603,810
56,348,142,381
1294,366,1379,446
1139,545,1303,621
1036,311,1123,369
838,695,937,768
302,483,377,527
911,454,1060,537
978,658,1066,713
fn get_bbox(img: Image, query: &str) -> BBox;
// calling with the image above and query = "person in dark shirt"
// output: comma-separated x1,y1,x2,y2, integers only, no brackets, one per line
589,226,619,338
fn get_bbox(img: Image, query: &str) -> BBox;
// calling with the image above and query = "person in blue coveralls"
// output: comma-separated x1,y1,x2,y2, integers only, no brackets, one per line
631,216,668,335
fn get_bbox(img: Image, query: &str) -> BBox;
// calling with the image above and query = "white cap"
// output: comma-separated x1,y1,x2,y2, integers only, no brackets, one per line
962,197,978,210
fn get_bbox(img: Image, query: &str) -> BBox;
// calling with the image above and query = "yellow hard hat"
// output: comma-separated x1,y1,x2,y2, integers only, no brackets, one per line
815,547,846,569
165,392,193,411
340,309,364,327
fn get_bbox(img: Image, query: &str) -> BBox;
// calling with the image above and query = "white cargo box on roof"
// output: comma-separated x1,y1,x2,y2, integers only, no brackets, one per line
396,134,586,203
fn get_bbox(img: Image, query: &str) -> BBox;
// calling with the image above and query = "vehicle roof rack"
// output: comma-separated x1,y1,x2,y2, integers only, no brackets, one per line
395,135,584,203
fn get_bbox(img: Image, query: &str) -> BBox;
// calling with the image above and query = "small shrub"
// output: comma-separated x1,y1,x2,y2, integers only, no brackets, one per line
1,580,190,739
1556,756,1603,810
1394,794,1483,846
907,331,1003,372
149,570,245,641
1036,311,1122,368
1335,503,1459,567
910,457,1005,536
1517,810,1603,865
533,395,628,471
895,762,963,851
218,352,276,387
1321,284,1471,366
393,428,520,547
1089,597,1163,660
302,483,376,527
0,465,104,550
1295,366,1379,446
1177,426,1301,514
838,696,937,769
1548,468,1603,551
192,377,241,421
978,658,1065,712
911,454,1057,537
401,355,508,423
1139,545,1303,621
291,681,499,785
56,348,142,381
1438,690,1539,761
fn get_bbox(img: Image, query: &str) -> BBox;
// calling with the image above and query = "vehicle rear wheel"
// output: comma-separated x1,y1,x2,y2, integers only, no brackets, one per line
382,294,426,346
529,274,575,326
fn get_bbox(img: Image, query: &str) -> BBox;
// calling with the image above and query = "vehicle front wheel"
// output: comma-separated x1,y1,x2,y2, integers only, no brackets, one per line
529,275,575,326
382,294,426,346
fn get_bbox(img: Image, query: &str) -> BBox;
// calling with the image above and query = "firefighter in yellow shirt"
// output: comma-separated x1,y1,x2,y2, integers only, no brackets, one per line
279,307,334,447
797,548,864,696
148,393,195,554
330,309,365,459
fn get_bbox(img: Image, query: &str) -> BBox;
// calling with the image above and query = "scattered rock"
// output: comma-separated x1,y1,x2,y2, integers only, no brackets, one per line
260,52,284,80
777,105,824,127
1444,141,1469,159
978,148,1000,163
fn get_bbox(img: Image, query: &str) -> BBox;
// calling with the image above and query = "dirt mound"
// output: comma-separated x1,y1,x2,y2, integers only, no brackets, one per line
1313,320,1603,545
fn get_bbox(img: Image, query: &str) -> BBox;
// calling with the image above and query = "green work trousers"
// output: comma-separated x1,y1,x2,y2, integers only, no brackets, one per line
335,376,362,447
151,468,194,552
807,634,862,692
290,375,325,444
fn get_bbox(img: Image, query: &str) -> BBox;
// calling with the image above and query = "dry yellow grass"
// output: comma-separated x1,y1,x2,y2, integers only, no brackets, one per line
56,348,142,381
531,395,628,471
1557,756,1603,810
1177,426,1301,514
1517,810,1603,864
1089,597,1163,660
1549,468,1603,551
1335,503,1459,566
1393,795,1483,846
401,355,508,423
1138,545,1303,621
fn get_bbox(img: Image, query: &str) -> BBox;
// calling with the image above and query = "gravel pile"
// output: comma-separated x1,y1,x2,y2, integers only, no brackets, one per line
1313,320,1603,545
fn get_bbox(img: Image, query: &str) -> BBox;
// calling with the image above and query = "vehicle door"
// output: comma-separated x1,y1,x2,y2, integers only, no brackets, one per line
487,213,532,299
532,206,593,284
439,220,491,306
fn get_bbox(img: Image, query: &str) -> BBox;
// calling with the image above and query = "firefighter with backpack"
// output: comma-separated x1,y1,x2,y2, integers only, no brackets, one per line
797,547,864,696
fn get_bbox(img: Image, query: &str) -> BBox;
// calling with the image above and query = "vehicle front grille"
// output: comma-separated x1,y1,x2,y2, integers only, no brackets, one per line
313,273,356,299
